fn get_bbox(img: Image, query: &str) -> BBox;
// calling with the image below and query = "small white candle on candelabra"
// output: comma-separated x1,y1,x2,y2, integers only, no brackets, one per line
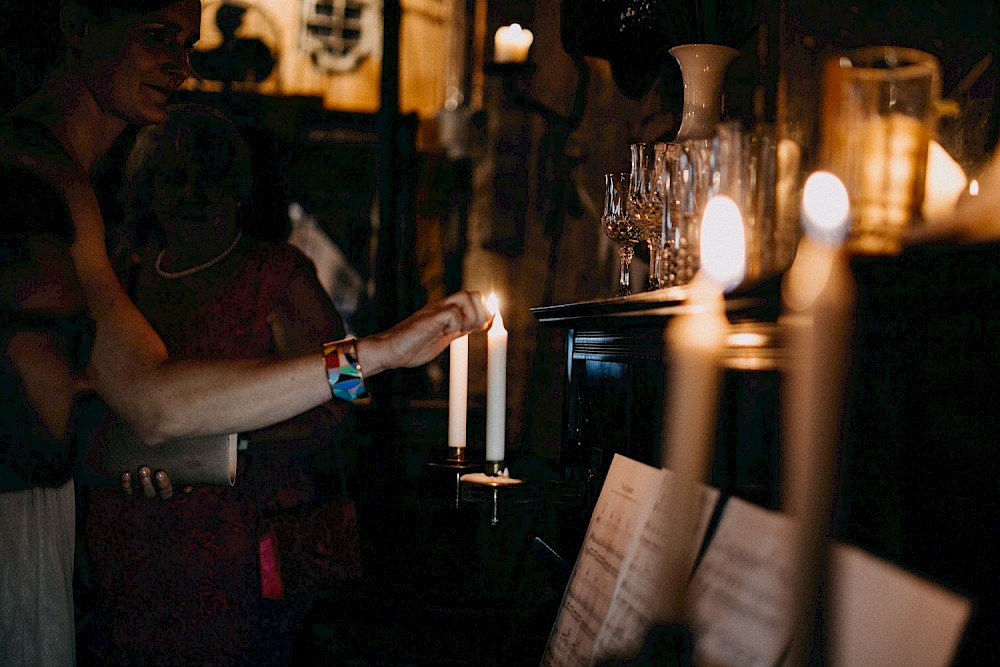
447,334,469,457
493,23,534,63
656,195,744,622
485,293,508,470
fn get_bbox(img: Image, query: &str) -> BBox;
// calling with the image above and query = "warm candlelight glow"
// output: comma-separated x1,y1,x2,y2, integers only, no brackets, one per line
786,173,851,312
922,140,968,225
969,179,980,196
801,171,850,242
493,23,534,63
728,331,770,349
700,195,746,292
486,292,501,317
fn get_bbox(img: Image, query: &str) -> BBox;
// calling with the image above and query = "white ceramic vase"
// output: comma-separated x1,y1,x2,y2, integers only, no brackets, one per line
669,44,740,142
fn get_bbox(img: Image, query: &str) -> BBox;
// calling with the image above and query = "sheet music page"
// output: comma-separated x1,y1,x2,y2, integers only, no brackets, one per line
540,454,667,667
682,496,797,667
827,541,972,667
591,473,720,663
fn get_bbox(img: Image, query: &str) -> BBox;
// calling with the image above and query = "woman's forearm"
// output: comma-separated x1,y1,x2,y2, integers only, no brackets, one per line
74,224,487,443
82,288,486,444
90,352,334,445
75,231,335,443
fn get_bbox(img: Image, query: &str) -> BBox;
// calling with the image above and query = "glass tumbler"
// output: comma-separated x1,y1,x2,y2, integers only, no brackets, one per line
819,46,942,255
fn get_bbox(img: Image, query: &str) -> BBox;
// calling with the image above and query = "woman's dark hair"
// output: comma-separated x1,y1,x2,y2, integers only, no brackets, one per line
74,0,192,24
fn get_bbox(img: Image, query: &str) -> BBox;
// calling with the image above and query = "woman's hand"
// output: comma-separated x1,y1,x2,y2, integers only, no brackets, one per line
359,290,490,376
121,466,185,499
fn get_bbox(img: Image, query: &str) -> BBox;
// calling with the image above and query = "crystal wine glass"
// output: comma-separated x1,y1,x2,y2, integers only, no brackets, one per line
601,172,641,296
628,142,668,291
656,142,686,288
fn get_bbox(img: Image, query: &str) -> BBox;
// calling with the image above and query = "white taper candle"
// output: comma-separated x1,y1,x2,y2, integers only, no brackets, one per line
447,334,469,449
485,293,507,463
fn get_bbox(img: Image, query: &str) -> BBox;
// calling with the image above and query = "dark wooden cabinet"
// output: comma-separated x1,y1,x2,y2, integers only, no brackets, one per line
532,246,1000,665
531,278,784,511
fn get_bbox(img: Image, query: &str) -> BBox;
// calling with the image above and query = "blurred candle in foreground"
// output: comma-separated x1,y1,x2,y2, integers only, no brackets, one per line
485,293,507,468
447,334,469,455
656,195,743,621
493,23,534,63
783,171,852,517
663,195,743,482
781,170,855,664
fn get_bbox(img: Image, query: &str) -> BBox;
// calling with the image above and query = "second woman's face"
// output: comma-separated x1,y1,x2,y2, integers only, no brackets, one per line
79,1,202,126
149,155,238,241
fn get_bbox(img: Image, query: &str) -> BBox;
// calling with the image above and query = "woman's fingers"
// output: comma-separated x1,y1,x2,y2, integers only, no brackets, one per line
458,291,490,332
155,470,174,499
122,467,176,499
439,291,490,335
359,291,492,374
138,466,156,498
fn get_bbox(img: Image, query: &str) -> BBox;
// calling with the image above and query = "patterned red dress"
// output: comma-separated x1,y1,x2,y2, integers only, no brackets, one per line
83,241,349,666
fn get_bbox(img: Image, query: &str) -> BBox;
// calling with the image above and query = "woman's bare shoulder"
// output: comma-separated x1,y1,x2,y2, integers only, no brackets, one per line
0,117,89,194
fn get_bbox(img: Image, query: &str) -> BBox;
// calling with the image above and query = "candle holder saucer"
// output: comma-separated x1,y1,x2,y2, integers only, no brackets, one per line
460,467,523,525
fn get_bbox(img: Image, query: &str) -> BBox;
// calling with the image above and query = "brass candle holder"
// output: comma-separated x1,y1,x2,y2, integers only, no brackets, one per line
426,452,481,509
459,469,523,525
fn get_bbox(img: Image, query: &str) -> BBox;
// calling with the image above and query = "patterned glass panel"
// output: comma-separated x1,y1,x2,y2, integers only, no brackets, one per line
301,0,382,73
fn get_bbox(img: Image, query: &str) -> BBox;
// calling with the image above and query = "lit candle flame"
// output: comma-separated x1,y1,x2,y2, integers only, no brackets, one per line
801,171,850,245
486,292,499,315
969,179,979,196
785,172,851,311
700,195,746,292
494,23,534,63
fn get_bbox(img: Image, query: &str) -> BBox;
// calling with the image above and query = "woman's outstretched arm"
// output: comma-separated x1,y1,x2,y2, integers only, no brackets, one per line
67,177,488,444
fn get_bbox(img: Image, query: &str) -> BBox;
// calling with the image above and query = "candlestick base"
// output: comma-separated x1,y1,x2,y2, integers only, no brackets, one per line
459,471,524,526
446,446,467,462
484,460,505,476
426,457,482,509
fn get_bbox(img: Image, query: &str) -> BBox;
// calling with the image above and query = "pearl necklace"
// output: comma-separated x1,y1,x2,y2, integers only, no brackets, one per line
154,230,244,279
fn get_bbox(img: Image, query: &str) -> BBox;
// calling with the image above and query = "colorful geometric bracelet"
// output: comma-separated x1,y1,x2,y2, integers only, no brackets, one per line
322,338,368,403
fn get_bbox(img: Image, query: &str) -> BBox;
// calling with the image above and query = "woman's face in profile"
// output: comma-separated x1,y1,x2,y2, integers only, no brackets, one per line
78,1,202,126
